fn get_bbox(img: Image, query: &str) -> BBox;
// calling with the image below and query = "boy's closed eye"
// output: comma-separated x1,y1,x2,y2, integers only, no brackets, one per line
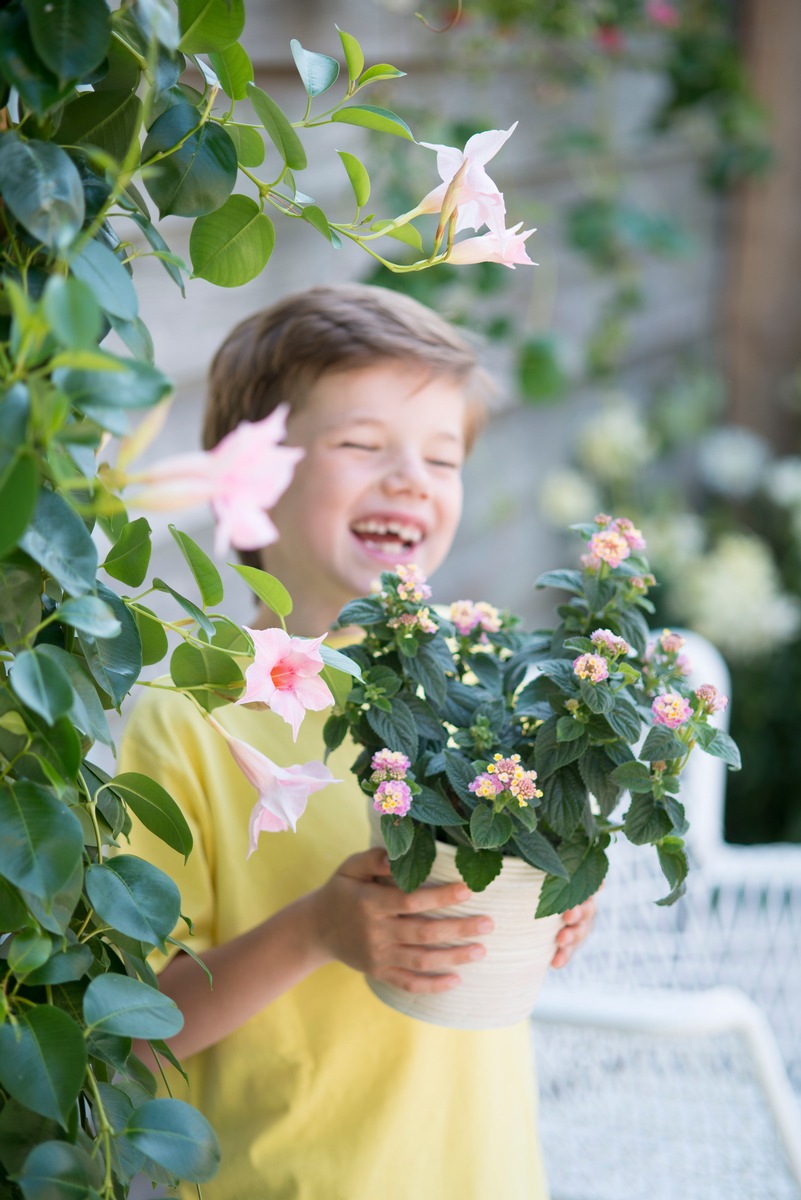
427,458,461,470
340,441,380,452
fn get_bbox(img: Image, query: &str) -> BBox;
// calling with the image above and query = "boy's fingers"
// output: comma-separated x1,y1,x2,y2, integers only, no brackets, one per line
395,880,473,915
396,914,493,944
378,967,461,994
338,847,392,880
393,942,486,973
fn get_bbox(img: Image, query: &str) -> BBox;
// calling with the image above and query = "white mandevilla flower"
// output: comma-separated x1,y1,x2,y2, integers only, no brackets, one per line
764,456,801,508
575,395,656,484
697,426,771,500
539,469,601,528
673,533,801,660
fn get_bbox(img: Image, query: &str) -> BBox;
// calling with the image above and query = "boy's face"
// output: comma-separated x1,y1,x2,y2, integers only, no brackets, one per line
260,361,467,629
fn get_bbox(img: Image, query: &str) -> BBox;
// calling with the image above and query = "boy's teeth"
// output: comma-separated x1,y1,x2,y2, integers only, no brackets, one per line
352,518,423,544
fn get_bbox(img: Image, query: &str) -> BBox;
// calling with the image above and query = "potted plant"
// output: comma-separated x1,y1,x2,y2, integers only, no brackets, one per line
323,514,740,1028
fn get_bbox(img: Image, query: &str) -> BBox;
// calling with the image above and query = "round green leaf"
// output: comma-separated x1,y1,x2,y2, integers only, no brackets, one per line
43,275,102,349
133,605,169,667
0,451,38,560
7,928,52,978
0,9,70,117
208,42,252,100
56,88,143,160
108,771,193,860
35,644,113,748
10,648,74,726
83,973,184,1039
290,39,340,97
246,83,307,171
26,0,110,82
16,1139,103,1200
229,563,293,617
178,0,244,54
331,106,414,141
170,641,244,710
55,358,172,416
337,151,370,209
142,103,238,218
225,123,265,167
0,137,84,251
0,781,84,904
76,581,142,707
25,941,93,985
102,517,153,587
189,194,274,287
168,524,223,606
85,856,181,949
0,1006,87,1127
57,595,122,637
126,1099,220,1182
70,237,138,321
19,488,98,597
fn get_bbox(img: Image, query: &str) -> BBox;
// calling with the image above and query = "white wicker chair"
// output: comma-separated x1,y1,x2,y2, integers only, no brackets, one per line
532,631,801,1200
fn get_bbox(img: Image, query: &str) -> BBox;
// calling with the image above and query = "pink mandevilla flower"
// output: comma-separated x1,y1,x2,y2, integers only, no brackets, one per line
447,221,536,269
418,124,518,233
238,627,334,741
652,693,693,729
133,405,304,557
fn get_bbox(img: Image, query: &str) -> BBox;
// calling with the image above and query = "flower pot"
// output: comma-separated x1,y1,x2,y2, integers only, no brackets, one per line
367,810,562,1029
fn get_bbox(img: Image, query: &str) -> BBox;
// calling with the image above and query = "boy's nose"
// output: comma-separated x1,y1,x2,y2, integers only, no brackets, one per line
382,455,430,498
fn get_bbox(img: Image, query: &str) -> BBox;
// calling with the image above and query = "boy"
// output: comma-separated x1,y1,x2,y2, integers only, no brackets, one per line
121,283,595,1200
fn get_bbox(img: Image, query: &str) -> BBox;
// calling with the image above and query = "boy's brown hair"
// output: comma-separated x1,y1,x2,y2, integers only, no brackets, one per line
204,282,491,569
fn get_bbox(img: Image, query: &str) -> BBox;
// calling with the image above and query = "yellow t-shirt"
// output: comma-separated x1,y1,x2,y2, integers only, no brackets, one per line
119,683,549,1200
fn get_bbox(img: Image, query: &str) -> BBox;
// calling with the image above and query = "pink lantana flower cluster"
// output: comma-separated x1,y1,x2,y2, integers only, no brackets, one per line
591,628,631,658
449,599,503,637
646,629,693,681
573,652,609,683
373,779,413,817
388,607,438,635
371,749,411,782
582,515,647,571
694,683,729,715
470,753,542,808
651,693,693,729
395,563,432,604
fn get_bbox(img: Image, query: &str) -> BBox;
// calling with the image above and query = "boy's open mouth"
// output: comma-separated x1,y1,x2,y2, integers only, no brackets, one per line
350,516,425,560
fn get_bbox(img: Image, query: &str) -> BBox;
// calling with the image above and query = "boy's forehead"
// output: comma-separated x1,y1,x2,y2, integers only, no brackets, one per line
298,364,468,437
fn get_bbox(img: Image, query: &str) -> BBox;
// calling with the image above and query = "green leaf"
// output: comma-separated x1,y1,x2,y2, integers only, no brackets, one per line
0,9,70,117
0,780,84,904
86,856,181,949
189,194,275,287
323,712,348,755
518,336,568,404
246,83,307,171
225,122,265,167
152,577,216,637
125,1098,220,1182
42,275,102,350
410,784,465,826
55,358,171,424
358,63,406,85
103,517,153,587
208,42,253,100
336,151,371,209
380,813,414,859
70,237,138,321
0,876,29,933
134,605,169,667
170,641,243,710
0,136,84,252
366,698,418,761
0,451,38,560
84,974,184,1039
331,105,414,140
535,716,589,780
318,643,362,681
301,204,341,248
335,597,384,627
470,805,512,849
541,766,586,839
606,695,642,741
609,759,653,792
142,104,238,218
25,941,93,986
579,679,616,715
536,842,609,917
7,928,52,978
372,220,424,252
656,838,689,906
26,0,110,82
337,27,364,82
624,792,672,845
229,563,292,618
555,716,586,743
178,0,244,54
0,1006,86,1127
10,647,74,725
640,724,685,762
534,568,584,595
513,829,569,878
389,823,436,892
127,212,186,294
169,524,223,606
454,844,503,892
109,771,193,860
443,750,477,804
290,39,340,96
700,728,741,770
77,581,142,706
56,595,122,637
56,88,143,160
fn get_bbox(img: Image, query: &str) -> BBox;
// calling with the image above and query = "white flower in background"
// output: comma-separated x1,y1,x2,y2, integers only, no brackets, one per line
539,469,601,527
576,395,656,483
642,512,706,577
764,456,801,508
696,426,771,499
673,533,801,660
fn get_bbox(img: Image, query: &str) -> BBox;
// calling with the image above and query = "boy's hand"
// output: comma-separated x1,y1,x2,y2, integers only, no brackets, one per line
311,848,494,994
551,896,597,969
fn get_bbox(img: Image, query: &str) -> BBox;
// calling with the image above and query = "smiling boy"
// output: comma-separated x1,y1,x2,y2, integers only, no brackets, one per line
121,283,594,1200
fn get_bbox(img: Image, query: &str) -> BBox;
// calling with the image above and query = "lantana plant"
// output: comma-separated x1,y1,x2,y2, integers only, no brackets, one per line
324,518,741,916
